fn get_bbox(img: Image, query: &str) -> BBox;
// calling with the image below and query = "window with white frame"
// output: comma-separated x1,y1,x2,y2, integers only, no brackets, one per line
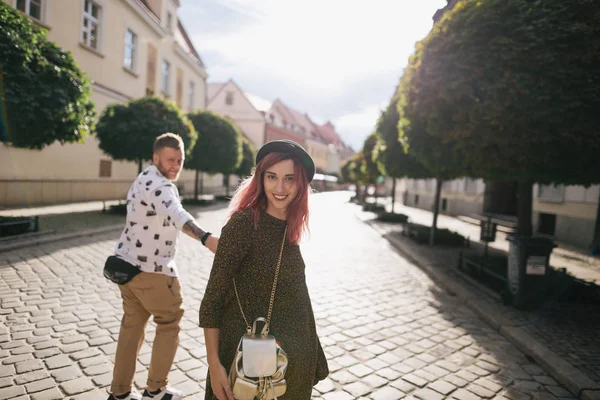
124,28,137,71
81,0,101,50
188,81,195,109
16,0,42,20
162,59,171,95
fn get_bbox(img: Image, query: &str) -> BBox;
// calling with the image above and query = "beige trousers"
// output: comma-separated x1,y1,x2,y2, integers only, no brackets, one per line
111,273,184,395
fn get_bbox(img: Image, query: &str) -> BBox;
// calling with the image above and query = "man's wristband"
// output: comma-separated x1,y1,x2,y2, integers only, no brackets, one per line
200,232,212,246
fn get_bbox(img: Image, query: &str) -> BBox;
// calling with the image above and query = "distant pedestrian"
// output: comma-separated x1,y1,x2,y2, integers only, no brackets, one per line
107,133,218,400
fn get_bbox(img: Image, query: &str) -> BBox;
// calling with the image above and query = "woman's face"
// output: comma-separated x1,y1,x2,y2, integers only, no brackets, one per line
263,159,299,217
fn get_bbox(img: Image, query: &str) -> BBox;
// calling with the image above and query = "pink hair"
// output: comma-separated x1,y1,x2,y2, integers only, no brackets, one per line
228,152,310,244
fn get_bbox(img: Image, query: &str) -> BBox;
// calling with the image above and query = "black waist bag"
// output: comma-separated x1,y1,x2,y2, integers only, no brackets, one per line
103,255,141,285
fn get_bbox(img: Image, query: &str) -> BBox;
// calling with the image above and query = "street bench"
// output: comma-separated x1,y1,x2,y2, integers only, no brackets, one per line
0,216,39,237
459,214,518,284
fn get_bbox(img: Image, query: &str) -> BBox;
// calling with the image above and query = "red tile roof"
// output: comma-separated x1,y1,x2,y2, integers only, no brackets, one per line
271,100,326,143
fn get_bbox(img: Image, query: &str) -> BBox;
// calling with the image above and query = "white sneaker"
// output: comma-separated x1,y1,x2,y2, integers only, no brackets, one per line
142,386,183,400
107,389,142,400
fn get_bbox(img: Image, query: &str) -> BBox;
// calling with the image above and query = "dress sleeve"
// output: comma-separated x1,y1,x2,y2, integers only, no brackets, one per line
199,211,253,328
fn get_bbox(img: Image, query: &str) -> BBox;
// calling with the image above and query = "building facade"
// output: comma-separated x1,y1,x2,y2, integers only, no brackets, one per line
206,80,266,149
264,99,307,146
0,0,210,206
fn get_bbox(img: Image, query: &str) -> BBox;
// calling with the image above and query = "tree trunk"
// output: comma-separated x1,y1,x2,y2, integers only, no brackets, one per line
200,172,204,195
429,179,443,246
391,178,397,214
225,174,230,197
517,180,533,236
194,170,199,199
138,159,143,174
592,191,600,253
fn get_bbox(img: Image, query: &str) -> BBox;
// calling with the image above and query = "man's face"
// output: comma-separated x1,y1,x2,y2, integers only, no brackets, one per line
153,147,184,181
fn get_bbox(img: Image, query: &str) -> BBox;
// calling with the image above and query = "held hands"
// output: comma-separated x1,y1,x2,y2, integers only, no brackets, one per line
205,235,219,254
209,362,234,400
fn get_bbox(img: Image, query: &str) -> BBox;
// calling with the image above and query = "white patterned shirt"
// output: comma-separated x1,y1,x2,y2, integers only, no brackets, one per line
114,165,194,277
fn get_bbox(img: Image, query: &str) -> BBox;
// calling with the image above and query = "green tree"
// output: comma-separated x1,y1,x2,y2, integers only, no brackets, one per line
399,0,600,236
186,110,242,198
96,97,196,173
361,132,381,185
346,150,372,204
340,160,352,184
235,139,257,178
374,90,431,215
0,2,95,148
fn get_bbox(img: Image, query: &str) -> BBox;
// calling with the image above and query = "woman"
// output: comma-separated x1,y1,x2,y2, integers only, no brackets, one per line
199,140,329,400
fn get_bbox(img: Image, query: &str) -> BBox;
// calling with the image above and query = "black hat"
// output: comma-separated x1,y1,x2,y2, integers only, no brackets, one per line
256,140,316,182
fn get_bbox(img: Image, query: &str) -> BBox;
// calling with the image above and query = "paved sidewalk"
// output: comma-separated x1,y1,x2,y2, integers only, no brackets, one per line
0,192,582,399
357,201,600,397
382,200,600,285
0,200,228,253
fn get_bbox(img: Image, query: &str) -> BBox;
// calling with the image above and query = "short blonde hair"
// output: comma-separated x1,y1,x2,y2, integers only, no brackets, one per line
153,133,184,154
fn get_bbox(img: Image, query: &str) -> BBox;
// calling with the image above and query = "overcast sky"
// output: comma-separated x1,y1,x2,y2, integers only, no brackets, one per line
179,0,447,150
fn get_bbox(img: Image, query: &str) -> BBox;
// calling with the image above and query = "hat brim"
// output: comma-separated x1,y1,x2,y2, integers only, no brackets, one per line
256,140,316,183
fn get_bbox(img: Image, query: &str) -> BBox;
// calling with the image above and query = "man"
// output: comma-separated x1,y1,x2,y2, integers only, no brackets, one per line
108,133,218,400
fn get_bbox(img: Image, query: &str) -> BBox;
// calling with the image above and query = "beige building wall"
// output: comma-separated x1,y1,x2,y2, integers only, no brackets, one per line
207,81,266,148
533,184,599,248
1,0,210,207
326,144,341,174
399,177,599,249
305,139,329,172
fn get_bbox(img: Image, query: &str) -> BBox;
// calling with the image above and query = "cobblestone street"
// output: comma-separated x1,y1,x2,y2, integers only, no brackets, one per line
0,192,576,399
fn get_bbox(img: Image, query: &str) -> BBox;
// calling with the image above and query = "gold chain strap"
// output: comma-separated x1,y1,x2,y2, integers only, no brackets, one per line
233,225,288,333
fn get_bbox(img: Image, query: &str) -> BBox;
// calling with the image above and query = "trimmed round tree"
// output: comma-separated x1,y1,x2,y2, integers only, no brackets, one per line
361,132,382,185
374,90,431,215
235,139,257,179
186,110,242,198
347,150,371,203
399,0,600,236
0,2,95,148
340,159,352,185
96,97,196,173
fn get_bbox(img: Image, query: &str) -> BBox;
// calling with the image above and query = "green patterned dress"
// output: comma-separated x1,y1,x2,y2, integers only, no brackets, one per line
199,209,329,399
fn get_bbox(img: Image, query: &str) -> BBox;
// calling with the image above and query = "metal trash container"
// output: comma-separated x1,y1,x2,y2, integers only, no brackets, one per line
507,234,556,309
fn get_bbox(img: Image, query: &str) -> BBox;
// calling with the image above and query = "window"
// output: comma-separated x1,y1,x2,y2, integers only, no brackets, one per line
99,160,112,177
175,68,183,106
82,0,101,50
162,59,170,95
538,184,565,202
464,178,477,195
225,91,234,105
146,44,157,95
124,28,137,71
166,11,173,30
16,0,42,20
188,81,195,109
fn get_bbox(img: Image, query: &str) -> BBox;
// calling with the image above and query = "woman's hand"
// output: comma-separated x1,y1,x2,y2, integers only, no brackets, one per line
209,362,234,400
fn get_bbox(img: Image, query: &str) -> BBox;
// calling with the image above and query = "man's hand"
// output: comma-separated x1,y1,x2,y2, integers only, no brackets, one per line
209,362,234,400
205,235,218,254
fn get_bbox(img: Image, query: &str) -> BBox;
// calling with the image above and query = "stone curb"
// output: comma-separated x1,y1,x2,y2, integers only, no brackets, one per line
0,224,123,253
367,217,600,399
